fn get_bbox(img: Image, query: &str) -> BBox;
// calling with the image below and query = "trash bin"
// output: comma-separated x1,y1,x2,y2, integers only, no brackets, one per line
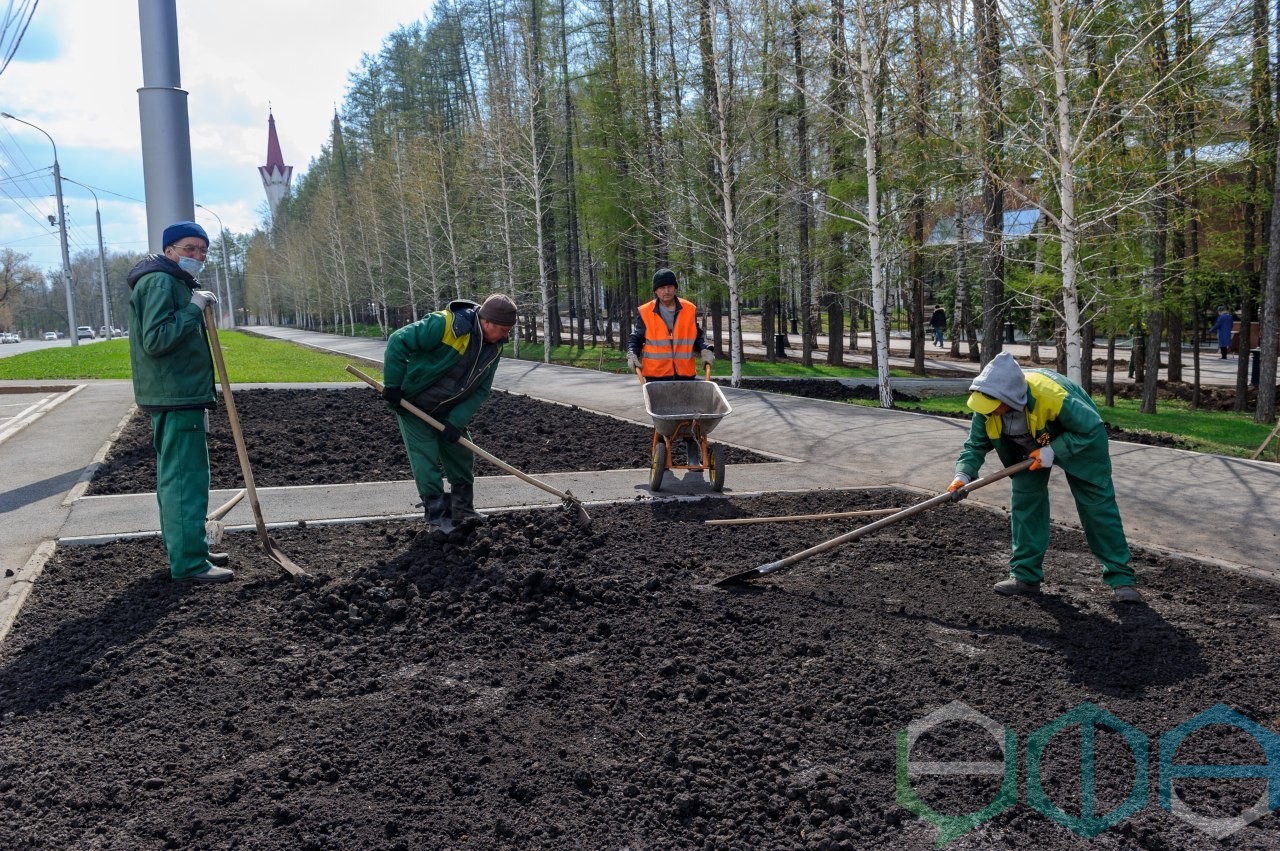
774,333,789,358
1251,348,1260,387
1004,322,1016,344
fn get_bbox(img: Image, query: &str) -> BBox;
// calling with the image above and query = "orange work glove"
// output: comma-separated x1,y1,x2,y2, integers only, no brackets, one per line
947,473,971,501
1028,444,1055,471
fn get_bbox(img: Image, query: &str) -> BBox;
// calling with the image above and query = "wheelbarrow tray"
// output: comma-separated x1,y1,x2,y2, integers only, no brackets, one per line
642,380,732,438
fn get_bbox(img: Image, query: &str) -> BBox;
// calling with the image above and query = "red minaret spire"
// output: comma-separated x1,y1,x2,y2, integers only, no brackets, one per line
259,110,293,219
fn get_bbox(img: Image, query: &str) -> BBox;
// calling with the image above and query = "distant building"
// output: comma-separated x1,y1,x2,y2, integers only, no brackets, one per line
927,208,1042,246
258,111,293,221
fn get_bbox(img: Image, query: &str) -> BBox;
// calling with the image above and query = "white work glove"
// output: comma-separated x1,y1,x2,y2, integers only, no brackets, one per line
947,472,972,501
700,348,715,365
626,352,642,371
190,290,219,310
1029,444,1055,471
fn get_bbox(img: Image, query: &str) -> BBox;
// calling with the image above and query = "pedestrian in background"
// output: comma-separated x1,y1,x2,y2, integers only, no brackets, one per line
1211,306,1234,359
126,221,231,584
947,352,1142,604
930,305,947,348
382,294,516,539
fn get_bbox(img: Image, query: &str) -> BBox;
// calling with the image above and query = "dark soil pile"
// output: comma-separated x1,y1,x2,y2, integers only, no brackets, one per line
88,389,769,495
3,490,1279,849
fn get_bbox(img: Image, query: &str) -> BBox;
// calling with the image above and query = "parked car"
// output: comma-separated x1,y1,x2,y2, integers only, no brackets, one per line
43,331,58,341
99,326,124,338
76,326,95,340
0,332,18,343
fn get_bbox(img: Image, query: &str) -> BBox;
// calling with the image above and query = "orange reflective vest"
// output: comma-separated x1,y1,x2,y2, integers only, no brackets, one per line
639,298,698,379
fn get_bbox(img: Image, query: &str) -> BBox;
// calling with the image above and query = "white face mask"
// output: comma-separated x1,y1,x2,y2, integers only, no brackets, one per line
177,256,204,277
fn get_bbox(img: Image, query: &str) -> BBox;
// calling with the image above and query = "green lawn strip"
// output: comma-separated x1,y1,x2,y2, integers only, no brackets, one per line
0,333,380,383
886,394,1273,460
506,342,888,378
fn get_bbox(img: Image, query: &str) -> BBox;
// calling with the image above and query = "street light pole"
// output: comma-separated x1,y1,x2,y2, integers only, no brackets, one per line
2,112,79,345
61,176,112,337
196,203,236,327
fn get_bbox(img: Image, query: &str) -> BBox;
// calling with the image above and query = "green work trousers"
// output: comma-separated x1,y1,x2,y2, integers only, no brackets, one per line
152,409,212,579
1008,466,1135,588
397,413,474,499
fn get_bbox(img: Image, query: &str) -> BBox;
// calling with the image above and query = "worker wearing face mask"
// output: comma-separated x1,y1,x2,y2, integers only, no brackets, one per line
126,221,230,584
948,352,1142,604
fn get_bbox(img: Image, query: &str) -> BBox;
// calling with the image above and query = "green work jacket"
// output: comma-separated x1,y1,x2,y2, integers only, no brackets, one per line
955,369,1112,487
126,255,216,412
383,302,501,429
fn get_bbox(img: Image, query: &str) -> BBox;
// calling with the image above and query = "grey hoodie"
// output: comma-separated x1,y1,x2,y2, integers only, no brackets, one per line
969,351,1028,409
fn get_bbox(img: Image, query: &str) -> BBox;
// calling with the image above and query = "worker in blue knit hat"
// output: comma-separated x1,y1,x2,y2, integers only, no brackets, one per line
125,221,231,584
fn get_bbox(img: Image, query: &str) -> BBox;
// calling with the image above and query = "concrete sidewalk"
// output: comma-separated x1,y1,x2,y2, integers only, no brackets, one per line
2,327,1277,639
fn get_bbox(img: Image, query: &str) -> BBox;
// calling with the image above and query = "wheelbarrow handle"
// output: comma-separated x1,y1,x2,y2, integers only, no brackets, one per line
635,367,646,385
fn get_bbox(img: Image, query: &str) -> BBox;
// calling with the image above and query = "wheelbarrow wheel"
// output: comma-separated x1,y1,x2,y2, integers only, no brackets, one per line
649,442,667,491
709,443,726,492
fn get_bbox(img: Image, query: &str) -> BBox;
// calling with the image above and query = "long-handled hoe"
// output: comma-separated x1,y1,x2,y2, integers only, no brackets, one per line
716,460,1032,586
204,308,306,576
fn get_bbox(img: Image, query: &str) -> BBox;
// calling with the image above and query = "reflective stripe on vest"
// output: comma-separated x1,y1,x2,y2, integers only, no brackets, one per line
639,299,698,378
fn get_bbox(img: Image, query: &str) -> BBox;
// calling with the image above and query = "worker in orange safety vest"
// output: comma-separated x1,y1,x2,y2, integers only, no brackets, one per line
626,268,713,381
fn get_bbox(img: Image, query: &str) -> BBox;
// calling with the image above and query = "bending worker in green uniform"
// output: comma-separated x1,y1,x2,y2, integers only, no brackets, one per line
382,294,517,538
947,352,1143,604
126,221,232,584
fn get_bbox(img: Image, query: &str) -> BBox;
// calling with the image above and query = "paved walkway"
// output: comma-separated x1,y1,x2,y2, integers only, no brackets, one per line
2,327,1277,640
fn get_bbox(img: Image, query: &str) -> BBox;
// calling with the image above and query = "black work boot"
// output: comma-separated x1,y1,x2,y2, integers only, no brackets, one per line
450,482,484,526
424,493,455,540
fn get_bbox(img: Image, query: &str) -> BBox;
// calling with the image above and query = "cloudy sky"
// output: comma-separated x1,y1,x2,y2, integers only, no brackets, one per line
1,0,432,273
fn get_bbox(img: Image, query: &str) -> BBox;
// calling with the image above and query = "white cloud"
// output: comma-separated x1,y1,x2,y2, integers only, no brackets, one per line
2,0,431,272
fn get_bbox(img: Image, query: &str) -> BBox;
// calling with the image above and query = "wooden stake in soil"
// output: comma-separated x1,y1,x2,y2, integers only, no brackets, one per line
203,308,306,576
205,488,246,546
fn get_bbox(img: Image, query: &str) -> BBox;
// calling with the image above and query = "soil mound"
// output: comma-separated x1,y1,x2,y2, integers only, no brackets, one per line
88,389,770,495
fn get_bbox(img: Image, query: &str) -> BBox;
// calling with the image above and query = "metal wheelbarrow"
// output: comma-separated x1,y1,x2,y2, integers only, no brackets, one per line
640,370,732,492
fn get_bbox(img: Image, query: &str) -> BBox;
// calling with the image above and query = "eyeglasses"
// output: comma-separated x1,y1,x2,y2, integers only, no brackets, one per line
171,242,208,258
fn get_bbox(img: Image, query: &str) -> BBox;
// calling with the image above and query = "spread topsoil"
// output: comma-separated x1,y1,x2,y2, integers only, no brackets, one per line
3,487,1279,849
87,389,769,495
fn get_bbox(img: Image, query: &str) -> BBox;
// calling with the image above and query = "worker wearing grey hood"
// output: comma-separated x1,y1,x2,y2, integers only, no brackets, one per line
948,352,1141,603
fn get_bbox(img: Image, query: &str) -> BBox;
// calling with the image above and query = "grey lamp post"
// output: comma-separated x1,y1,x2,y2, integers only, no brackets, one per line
2,112,79,345
196,203,235,327
61,176,112,337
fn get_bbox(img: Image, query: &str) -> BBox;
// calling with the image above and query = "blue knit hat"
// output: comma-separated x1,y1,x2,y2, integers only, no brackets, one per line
162,221,209,249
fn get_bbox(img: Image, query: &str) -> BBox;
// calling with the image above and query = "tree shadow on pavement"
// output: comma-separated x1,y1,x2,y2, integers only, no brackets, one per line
0,469,87,514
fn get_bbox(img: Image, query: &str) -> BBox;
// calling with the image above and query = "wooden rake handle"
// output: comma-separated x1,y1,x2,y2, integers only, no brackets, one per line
718,459,1034,584
346,365,587,510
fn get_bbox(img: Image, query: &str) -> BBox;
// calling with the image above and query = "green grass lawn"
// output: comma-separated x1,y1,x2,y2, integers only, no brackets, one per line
0,334,381,383
507,342,890,378
887,393,1276,460
6,334,1270,461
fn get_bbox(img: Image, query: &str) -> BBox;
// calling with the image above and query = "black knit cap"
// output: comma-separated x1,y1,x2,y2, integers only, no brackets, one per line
652,268,677,291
